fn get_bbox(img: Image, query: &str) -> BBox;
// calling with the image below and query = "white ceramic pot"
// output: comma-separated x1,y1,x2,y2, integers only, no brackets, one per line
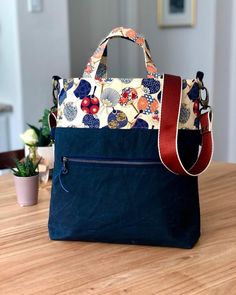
37,146,54,169
25,145,54,169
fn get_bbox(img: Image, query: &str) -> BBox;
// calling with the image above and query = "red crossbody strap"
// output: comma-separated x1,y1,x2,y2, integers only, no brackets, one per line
158,74,213,176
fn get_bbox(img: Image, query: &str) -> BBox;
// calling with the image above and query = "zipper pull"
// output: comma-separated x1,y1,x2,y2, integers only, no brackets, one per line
62,157,68,174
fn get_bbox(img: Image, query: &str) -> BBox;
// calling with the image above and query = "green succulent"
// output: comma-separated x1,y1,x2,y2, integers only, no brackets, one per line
11,156,41,177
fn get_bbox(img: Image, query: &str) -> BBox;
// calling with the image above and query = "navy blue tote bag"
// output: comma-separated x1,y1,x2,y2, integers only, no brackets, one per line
48,27,213,248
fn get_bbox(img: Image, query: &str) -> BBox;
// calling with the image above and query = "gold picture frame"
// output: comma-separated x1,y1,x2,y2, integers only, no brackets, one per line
157,0,196,28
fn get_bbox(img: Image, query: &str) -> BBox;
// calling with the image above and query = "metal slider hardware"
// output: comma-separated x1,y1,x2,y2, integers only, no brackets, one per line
195,71,210,111
62,157,68,174
199,86,209,110
199,105,212,116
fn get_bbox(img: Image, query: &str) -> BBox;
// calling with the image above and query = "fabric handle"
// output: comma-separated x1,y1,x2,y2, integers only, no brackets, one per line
158,74,213,176
82,27,158,79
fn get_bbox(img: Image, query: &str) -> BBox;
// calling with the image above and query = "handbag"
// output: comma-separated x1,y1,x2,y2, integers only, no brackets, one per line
48,27,213,248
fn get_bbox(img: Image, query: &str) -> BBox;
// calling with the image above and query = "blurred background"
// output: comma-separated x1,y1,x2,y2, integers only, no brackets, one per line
0,0,235,162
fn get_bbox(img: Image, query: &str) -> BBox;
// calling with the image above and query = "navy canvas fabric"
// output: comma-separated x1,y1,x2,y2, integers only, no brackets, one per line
48,128,201,248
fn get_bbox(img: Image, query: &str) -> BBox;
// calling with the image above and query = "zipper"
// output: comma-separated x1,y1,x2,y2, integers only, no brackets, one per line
62,156,161,174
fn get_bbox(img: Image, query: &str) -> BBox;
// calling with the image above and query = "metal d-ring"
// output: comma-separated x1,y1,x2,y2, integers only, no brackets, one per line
199,86,209,109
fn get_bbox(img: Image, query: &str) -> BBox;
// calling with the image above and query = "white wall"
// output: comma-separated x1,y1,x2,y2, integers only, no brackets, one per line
228,1,236,162
17,0,71,127
68,0,216,92
68,0,121,77
137,0,216,95
213,0,236,162
0,0,24,150
0,0,71,151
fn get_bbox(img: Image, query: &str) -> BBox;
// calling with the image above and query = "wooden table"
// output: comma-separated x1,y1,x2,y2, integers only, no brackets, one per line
0,163,236,295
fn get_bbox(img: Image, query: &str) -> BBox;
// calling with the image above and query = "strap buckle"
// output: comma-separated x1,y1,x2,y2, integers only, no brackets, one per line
199,105,212,117
197,83,209,109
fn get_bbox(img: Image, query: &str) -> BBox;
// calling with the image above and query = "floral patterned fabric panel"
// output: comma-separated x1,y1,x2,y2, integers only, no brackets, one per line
56,77,200,130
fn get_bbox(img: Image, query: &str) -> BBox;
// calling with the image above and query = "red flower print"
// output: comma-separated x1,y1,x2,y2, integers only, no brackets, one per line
84,65,92,74
119,96,129,105
147,65,156,73
125,29,137,40
81,86,100,115
137,95,159,115
137,96,149,111
150,100,158,113
136,37,144,46
119,88,138,106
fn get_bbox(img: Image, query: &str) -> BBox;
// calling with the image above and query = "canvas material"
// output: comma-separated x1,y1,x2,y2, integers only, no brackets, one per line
49,27,203,249
56,77,200,130
48,128,201,248
56,27,201,130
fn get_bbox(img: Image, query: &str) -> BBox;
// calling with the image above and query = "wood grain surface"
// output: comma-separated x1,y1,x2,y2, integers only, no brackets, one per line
0,162,236,295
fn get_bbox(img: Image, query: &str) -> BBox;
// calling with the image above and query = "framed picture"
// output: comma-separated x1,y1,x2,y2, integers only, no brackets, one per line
157,0,196,28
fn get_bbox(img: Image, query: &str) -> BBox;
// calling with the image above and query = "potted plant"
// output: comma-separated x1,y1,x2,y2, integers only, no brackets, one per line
12,156,41,207
20,128,50,184
21,109,54,170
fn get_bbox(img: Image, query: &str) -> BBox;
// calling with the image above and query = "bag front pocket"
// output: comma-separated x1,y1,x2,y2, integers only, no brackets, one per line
58,155,163,202
50,154,199,247
51,155,164,226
